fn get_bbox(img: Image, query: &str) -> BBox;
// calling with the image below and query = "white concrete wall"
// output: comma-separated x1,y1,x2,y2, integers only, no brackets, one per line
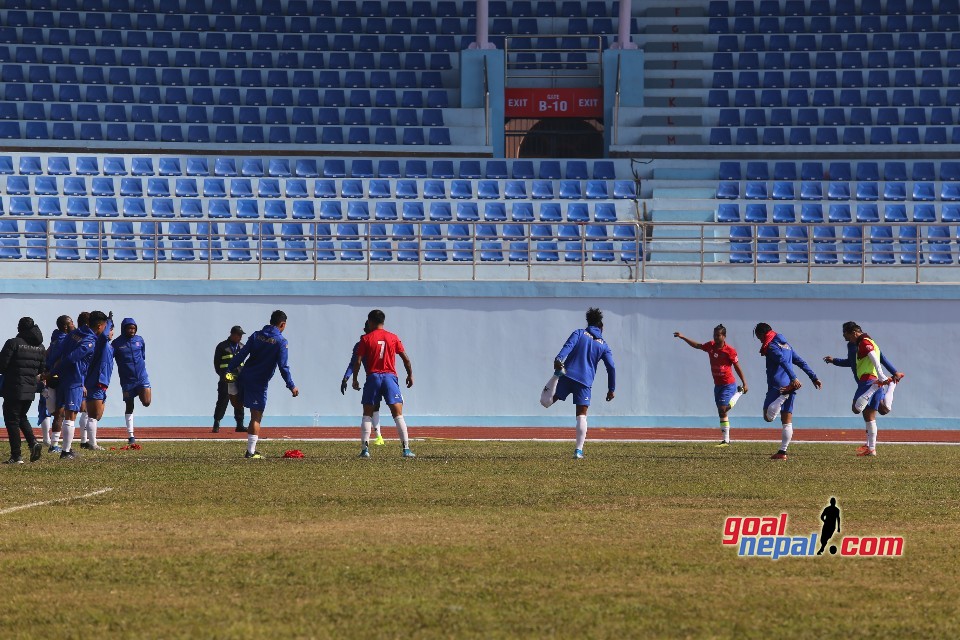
0,286,955,428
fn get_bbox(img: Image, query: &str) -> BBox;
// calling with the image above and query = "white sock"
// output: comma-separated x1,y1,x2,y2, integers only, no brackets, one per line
575,414,588,450
540,373,560,408
728,390,743,408
247,434,258,455
87,418,98,448
78,412,88,443
721,421,730,443
40,417,52,446
395,415,409,449
766,395,789,422
125,413,135,437
62,420,75,453
52,430,61,446
866,420,877,449
780,423,793,452
360,415,372,447
372,411,381,435
854,383,880,413
881,382,896,412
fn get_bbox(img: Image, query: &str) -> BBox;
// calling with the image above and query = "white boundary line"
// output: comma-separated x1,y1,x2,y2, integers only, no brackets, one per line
0,488,114,516
121,438,960,445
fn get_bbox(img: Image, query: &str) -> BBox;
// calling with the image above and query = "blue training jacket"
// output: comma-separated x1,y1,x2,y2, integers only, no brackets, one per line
111,317,150,392
342,338,362,380
828,340,898,382
45,329,69,370
85,318,114,391
555,325,616,391
763,333,818,389
51,326,98,388
227,324,296,389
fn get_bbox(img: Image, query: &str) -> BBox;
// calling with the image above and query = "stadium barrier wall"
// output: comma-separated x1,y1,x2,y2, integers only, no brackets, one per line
0,279,956,430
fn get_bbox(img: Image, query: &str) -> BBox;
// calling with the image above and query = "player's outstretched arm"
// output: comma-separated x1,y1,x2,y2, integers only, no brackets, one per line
733,361,748,393
673,332,702,349
399,351,413,388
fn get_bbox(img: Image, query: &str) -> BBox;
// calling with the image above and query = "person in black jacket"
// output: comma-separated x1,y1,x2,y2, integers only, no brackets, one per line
212,325,246,433
0,317,46,464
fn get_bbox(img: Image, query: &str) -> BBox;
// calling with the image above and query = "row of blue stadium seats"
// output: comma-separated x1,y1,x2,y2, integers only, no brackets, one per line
0,104,446,128
0,238,643,264
0,220,641,243
710,125,960,146
716,31,960,52
0,177,632,201
1,0,618,19
0,33,473,54
719,160,960,181
718,202,960,223
708,14,960,35
708,87,960,108
0,51,455,71
718,106,960,128
0,122,454,145
0,199,628,222
1,85,451,108
714,50,960,70
1,67,449,89
709,0,959,17
0,17,625,40
714,69,960,90
2,0,474,16
718,181,960,201
0,156,621,180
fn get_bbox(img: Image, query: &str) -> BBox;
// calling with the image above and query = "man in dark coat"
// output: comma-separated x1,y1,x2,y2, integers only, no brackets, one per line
0,317,46,463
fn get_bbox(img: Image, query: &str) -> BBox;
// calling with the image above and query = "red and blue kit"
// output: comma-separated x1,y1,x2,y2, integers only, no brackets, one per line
358,329,404,374
699,341,738,386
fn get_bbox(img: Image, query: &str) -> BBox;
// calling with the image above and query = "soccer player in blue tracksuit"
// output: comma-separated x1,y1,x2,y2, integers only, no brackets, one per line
340,319,384,446
226,310,299,459
48,311,110,459
41,314,74,451
540,308,616,459
823,322,904,457
755,322,822,461
81,314,114,452
112,317,151,444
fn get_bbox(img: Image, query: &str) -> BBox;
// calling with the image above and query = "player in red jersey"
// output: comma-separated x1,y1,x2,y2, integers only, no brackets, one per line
674,324,748,447
351,309,415,458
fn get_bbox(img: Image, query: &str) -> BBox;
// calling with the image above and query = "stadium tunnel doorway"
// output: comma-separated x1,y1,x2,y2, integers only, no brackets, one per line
506,118,605,158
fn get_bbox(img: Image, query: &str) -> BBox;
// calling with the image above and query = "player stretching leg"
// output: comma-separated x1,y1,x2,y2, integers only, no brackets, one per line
341,319,383,446
112,318,151,445
824,322,904,457
83,314,114,452
674,324,748,447
351,310,414,459
540,308,615,460
226,310,299,459
755,323,821,461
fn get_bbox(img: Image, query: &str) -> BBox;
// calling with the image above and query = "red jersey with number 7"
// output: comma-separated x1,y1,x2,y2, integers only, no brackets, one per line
357,328,405,374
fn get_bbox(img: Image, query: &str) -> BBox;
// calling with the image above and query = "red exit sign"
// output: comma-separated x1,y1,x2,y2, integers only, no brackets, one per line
505,88,603,118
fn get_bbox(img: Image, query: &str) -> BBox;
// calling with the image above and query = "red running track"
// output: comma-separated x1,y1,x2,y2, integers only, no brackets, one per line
12,426,958,443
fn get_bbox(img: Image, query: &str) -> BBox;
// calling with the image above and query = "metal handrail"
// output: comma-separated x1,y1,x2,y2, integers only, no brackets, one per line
613,53,622,145
503,34,605,84
482,55,490,148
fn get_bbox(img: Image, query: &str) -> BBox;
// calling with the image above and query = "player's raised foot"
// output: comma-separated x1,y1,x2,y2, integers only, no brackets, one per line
244,450,262,459
59,450,76,460
402,448,416,458
30,442,43,462
856,448,877,457
359,447,371,459
48,445,62,454
573,449,584,459
374,433,384,446
2,457,24,464
728,387,744,408
235,425,248,433
715,441,730,448
770,450,788,460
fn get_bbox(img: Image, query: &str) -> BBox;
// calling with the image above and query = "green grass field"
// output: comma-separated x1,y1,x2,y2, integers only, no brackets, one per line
1,440,958,639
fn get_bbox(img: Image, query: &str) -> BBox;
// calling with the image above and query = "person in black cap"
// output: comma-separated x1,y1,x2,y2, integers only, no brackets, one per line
0,317,46,463
213,326,247,433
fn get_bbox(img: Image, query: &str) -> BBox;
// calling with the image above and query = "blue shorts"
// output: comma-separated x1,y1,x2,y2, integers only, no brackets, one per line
714,383,738,407
555,376,592,406
764,387,796,416
59,385,85,412
854,379,884,411
122,382,150,400
88,387,107,402
237,382,268,411
362,373,403,406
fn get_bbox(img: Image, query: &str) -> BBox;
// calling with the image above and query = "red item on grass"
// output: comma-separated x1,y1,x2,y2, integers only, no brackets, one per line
283,449,304,458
